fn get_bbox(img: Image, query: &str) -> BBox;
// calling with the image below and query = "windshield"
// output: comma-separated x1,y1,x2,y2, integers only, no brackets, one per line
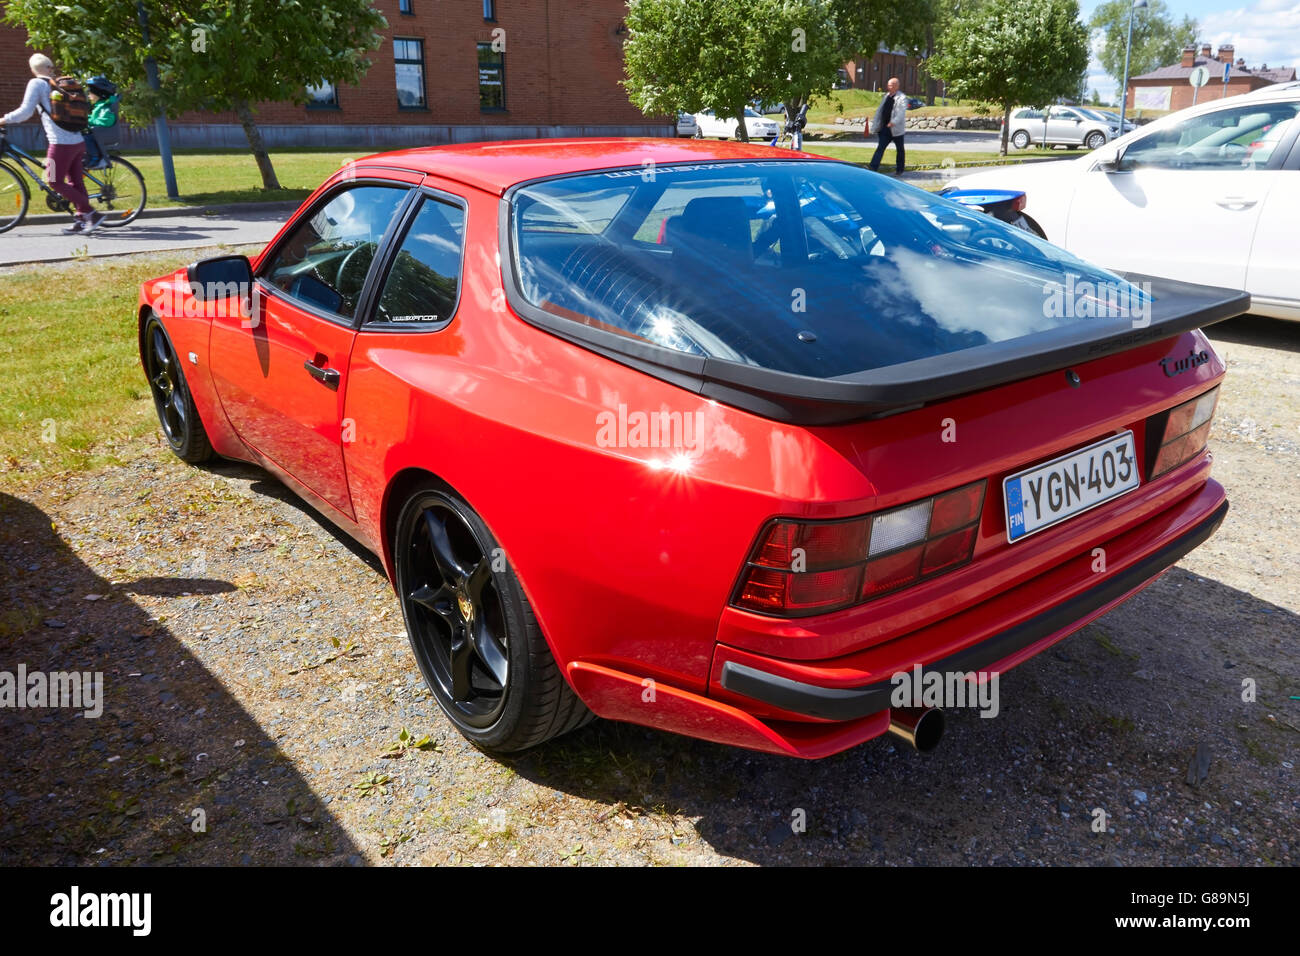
509,161,1151,379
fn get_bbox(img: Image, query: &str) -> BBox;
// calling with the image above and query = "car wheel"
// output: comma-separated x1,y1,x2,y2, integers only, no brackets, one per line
142,314,214,464
394,483,594,754
1085,131,1106,150
1011,130,1031,150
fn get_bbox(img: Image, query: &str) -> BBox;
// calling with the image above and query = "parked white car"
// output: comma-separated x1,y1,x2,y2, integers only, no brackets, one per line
1007,105,1114,150
676,112,698,137
949,81,1300,321
693,107,781,141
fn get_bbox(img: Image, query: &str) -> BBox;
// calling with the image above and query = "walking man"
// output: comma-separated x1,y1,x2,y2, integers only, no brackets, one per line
869,77,908,175
1,54,104,232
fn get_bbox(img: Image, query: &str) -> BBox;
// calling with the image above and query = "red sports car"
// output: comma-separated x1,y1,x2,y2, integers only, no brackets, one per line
138,139,1244,758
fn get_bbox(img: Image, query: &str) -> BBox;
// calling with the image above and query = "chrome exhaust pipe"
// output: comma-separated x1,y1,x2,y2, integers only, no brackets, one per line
888,707,945,753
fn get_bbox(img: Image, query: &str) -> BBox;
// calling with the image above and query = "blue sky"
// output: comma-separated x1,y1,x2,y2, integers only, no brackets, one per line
1078,0,1300,102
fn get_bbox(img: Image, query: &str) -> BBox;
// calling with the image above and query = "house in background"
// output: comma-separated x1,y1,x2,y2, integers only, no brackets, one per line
1127,43,1296,114
0,0,668,152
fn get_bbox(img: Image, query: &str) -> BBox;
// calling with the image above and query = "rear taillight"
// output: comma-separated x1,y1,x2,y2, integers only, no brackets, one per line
1148,387,1219,479
733,481,986,618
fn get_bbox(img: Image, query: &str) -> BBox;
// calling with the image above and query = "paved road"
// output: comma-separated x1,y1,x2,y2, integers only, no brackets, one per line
0,207,289,266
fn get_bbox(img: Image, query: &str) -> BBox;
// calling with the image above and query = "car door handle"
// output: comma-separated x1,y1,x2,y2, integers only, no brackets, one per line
1215,196,1258,210
304,359,340,391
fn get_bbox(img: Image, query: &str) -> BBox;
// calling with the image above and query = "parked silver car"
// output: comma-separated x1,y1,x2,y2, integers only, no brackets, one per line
1007,105,1113,150
676,112,698,138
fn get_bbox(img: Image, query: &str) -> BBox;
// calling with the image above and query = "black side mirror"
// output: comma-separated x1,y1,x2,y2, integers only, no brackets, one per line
188,254,253,302
1095,145,1125,172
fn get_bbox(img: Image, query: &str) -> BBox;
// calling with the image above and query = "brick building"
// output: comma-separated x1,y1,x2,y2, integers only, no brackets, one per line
842,45,932,98
1127,43,1296,113
0,0,668,152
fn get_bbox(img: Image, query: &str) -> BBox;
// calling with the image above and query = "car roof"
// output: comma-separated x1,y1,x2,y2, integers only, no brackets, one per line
352,138,817,195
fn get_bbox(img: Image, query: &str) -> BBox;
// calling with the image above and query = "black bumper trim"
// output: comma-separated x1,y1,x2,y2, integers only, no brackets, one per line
720,498,1229,721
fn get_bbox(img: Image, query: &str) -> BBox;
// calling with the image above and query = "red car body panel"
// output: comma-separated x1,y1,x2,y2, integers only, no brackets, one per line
138,139,1234,758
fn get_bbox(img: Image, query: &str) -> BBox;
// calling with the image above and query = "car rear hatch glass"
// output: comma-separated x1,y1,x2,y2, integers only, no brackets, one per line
503,160,1247,424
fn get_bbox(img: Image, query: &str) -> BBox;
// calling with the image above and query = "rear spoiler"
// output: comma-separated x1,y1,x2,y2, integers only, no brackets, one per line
504,272,1249,426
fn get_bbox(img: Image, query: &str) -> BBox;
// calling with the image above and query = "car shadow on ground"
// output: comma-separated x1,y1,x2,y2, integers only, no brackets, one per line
1205,314,1300,354
504,566,1298,865
0,492,363,865
196,458,387,576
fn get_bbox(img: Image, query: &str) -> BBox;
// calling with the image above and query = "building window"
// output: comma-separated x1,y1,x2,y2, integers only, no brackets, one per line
306,81,339,108
394,38,426,108
483,0,496,20
477,42,505,110
399,0,412,13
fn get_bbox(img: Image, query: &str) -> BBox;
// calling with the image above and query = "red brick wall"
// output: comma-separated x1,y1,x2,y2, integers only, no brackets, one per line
1126,76,1280,114
1,1,652,131
843,52,925,94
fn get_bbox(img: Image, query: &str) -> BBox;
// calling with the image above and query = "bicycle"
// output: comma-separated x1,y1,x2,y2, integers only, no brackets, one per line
0,129,147,233
770,123,805,150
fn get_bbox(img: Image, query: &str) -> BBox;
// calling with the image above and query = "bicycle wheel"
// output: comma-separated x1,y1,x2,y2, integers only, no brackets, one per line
84,155,146,226
0,162,29,233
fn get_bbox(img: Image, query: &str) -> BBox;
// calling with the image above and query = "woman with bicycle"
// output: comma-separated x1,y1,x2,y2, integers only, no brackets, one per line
1,53,104,233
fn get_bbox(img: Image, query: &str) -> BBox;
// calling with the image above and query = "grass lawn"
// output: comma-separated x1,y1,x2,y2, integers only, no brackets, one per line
802,143,1048,168
117,149,364,208
804,89,997,125
0,247,259,484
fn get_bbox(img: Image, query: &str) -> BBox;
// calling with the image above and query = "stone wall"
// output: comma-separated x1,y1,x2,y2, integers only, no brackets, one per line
831,115,1000,131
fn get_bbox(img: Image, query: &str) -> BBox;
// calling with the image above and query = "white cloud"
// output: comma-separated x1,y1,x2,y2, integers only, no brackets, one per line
1200,2,1300,72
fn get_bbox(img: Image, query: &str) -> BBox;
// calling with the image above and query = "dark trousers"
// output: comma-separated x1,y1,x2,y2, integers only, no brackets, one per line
83,131,104,168
869,128,905,174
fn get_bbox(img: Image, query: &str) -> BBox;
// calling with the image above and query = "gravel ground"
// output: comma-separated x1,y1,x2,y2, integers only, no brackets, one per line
0,315,1295,867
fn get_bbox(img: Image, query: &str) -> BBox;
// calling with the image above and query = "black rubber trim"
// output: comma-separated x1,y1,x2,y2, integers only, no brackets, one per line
719,498,1229,720
498,160,1252,425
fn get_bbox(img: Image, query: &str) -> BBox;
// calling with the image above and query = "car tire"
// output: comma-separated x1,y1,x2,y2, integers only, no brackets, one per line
394,482,594,754
1011,130,1031,150
1085,131,1106,150
142,313,215,464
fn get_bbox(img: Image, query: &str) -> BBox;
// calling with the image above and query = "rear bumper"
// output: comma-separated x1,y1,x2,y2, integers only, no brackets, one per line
718,495,1228,721
570,478,1227,757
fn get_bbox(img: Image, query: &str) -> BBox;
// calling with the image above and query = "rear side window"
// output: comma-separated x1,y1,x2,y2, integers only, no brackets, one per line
373,196,467,324
262,185,408,319
1121,101,1300,171
509,161,1147,378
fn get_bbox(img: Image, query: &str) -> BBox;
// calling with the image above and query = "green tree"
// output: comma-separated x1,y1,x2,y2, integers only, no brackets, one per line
1089,0,1196,87
624,0,843,141
829,0,936,61
830,0,943,100
4,0,386,190
928,0,1090,154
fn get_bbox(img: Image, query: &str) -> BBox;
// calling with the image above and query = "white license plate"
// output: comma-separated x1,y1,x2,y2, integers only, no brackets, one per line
1003,431,1139,543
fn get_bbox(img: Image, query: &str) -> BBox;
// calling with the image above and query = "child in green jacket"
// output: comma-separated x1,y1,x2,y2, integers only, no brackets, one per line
83,76,118,169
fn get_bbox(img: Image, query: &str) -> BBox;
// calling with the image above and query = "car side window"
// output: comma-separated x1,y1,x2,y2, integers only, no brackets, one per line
372,196,467,324
262,185,409,319
1119,103,1300,172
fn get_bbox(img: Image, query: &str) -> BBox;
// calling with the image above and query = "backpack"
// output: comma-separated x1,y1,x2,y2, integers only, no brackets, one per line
40,76,91,132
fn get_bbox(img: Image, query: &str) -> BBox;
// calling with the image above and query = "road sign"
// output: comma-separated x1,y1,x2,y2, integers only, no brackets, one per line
1189,66,1210,87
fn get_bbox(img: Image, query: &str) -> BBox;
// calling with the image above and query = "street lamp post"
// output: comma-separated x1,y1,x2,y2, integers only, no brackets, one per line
1118,0,1148,134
